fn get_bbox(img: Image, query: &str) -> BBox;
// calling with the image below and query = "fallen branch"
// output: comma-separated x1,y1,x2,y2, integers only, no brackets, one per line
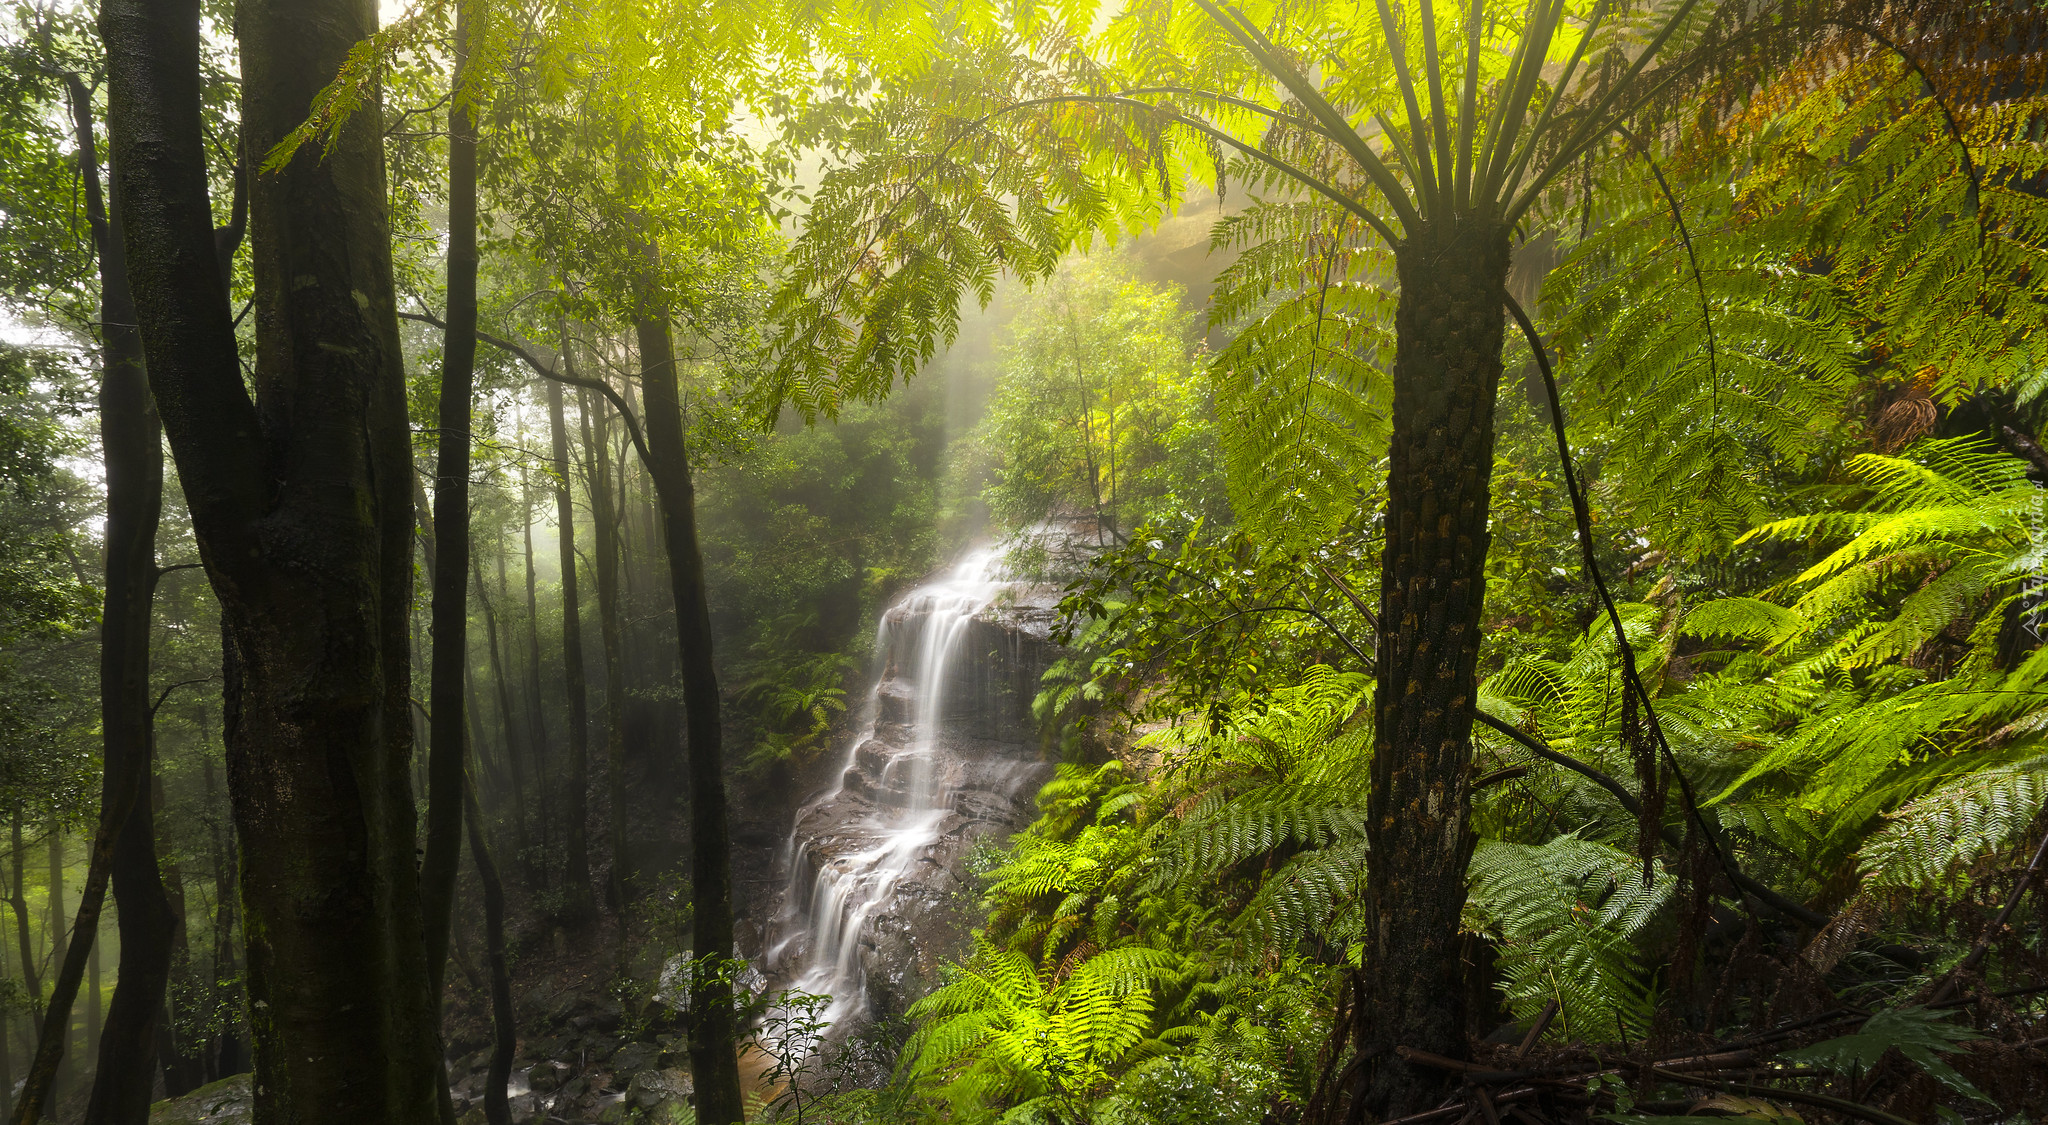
1650,1068,1917,1125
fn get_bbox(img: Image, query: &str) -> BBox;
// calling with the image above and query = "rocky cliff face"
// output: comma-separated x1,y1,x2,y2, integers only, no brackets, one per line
753,553,1067,1032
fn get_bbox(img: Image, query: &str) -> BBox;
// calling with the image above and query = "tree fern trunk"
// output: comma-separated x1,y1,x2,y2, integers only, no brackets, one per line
1359,219,1510,1120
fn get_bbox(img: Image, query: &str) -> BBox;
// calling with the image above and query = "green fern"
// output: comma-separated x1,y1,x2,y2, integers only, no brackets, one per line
1464,836,1672,1042
1856,756,2048,895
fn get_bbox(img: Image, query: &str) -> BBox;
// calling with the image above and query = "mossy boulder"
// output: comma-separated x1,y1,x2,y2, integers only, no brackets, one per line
149,1074,252,1125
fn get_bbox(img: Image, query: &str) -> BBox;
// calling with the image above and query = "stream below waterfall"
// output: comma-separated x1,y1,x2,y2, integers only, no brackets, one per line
758,538,1068,1031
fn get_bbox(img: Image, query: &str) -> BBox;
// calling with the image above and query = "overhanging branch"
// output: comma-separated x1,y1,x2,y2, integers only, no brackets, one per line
399,307,650,463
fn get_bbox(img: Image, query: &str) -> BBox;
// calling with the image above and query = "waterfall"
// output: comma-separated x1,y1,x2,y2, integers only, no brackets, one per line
765,545,1024,1026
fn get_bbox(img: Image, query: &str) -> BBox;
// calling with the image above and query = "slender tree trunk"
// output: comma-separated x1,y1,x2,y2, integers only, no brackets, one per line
1357,222,1511,1119
419,0,479,1012
473,561,534,879
45,826,60,967
0,72,176,1125
14,807,100,1125
8,816,41,1024
633,316,743,1124
520,470,550,805
102,0,443,1120
154,771,208,1100
460,712,514,1125
497,537,549,859
44,822,66,1101
84,935,98,1079
1,946,11,1123
577,389,630,912
548,376,595,917
202,760,245,1082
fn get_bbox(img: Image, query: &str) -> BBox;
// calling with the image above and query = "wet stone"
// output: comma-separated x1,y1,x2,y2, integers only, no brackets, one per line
626,1067,693,1111
527,1060,568,1093
611,1041,660,1077
149,1074,253,1125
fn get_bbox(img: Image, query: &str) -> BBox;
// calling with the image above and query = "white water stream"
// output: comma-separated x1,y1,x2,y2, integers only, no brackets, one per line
766,546,1017,1025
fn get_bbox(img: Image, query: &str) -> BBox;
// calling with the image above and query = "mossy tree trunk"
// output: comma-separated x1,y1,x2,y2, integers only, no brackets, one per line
103,0,444,1120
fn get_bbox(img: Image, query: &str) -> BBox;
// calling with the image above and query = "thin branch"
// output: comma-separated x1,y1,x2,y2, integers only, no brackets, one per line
398,307,650,464
1502,292,1825,930
1650,1069,1915,1125
151,677,217,717
1613,124,1720,414
1824,20,1983,244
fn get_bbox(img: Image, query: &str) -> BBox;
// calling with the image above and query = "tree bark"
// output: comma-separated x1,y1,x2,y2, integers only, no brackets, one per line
1,959,11,1123
0,67,173,1125
1356,221,1512,1120
472,560,534,881
102,0,443,1120
44,821,67,1101
420,0,479,1011
17,807,126,1122
154,772,207,1100
84,935,99,1086
633,316,744,1124
460,716,514,1125
519,471,551,812
202,759,246,1082
8,815,41,1025
548,376,595,918
576,388,630,913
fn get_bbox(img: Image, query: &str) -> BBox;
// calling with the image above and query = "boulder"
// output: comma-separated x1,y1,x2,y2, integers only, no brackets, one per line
149,1074,252,1125
625,1067,693,1114
611,1040,660,1078
527,1060,568,1093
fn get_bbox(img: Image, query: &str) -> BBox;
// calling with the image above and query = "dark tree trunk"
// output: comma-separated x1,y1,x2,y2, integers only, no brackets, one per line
84,937,98,1079
460,725,515,1125
1,976,10,1122
420,0,479,1010
17,81,178,1121
8,815,41,1024
1357,221,1512,1120
101,0,443,1120
548,376,595,917
77,65,151,1114
202,760,246,1082
519,474,551,807
577,388,630,912
45,822,67,1101
633,316,743,1124
473,560,534,881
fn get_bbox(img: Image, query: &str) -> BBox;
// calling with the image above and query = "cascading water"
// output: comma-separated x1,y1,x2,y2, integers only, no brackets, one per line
764,544,1049,1026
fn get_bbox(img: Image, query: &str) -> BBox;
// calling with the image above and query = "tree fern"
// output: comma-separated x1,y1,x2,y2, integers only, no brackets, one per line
1206,197,1393,545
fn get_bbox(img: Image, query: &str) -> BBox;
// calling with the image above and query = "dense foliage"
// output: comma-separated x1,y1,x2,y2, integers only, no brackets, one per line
1,0,2045,1123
